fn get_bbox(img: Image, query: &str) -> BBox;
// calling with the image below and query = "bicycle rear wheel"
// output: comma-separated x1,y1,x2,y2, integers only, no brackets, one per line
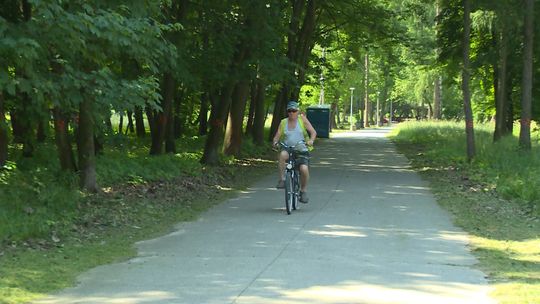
285,171,293,214
292,170,299,210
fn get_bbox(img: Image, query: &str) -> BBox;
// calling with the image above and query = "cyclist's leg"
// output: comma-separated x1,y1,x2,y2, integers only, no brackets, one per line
297,153,310,203
299,164,309,192
277,150,289,187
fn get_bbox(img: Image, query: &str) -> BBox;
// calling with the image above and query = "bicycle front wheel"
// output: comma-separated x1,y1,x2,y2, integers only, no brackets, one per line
285,171,293,215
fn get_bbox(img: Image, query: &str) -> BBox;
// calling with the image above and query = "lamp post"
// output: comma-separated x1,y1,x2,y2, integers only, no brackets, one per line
389,98,393,127
319,48,326,105
376,91,380,126
349,87,355,131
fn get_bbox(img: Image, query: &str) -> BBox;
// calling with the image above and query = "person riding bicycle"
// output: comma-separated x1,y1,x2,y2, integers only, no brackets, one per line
272,101,317,203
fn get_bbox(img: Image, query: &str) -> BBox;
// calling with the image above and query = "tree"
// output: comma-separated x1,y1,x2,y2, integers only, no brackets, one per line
462,0,476,161
519,0,534,150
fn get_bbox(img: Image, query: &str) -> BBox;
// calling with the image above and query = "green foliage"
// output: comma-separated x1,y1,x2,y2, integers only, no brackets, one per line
391,121,540,212
0,135,207,243
0,142,79,232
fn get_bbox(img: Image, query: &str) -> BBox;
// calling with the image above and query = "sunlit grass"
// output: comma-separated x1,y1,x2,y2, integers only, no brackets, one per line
390,120,540,304
390,120,540,209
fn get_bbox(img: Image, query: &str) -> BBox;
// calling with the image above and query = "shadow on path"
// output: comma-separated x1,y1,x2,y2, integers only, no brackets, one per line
37,129,495,304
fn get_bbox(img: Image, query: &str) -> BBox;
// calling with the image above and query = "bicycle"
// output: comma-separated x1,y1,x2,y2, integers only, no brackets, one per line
278,141,305,215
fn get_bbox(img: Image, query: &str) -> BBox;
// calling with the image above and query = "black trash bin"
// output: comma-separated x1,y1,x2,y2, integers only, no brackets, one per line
306,105,331,138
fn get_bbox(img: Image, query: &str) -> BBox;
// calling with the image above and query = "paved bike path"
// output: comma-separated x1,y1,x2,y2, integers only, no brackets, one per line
37,129,495,304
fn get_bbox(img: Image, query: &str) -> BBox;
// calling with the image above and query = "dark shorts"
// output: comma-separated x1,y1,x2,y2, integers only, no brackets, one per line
293,151,310,167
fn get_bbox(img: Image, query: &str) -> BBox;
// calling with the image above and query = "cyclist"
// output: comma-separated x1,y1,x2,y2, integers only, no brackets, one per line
272,101,317,203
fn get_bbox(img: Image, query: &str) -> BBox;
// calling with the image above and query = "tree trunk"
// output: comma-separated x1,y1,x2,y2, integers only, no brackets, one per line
150,72,175,155
269,0,318,140
462,0,475,162
224,80,250,156
126,110,135,134
77,98,98,192
364,53,371,128
433,2,442,120
105,116,113,134
174,93,183,139
505,81,514,134
270,86,288,141
494,25,509,141
37,116,47,142
294,0,318,96
198,93,209,135
201,83,235,165
118,112,124,135
331,102,338,129
252,78,266,145
0,93,8,167
134,106,145,137
146,105,157,144
245,80,256,136
433,77,442,120
19,94,34,157
519,0,534,150
165,101,176,154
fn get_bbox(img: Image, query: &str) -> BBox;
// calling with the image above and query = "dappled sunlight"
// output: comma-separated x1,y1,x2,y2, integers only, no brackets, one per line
392,185,430,191
307,224,367,238
437,231,470,243
392,205,409,211
384,190,429,196
36,291,177,304
235,280,494,304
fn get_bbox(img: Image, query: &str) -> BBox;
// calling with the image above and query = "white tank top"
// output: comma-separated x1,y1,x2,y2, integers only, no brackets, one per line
284,120,307,151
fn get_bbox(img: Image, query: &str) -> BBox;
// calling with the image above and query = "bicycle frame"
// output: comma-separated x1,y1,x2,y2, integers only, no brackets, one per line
280,141,303,214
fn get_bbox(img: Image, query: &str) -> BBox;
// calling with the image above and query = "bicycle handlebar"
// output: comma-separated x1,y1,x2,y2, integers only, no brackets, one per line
279,140,306,150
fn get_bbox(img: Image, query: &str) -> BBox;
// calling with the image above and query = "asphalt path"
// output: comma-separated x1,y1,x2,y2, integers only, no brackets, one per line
37,128,495,304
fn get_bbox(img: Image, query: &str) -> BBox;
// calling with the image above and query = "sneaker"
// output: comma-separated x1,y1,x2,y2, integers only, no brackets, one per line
299,191,309,203
276,180,285,189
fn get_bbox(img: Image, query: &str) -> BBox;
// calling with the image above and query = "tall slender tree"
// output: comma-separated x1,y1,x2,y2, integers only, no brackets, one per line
462,0,476,161
519,0,534,149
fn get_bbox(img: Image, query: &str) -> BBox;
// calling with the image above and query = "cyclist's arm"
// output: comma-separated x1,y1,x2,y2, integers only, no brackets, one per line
272,126,282,146
301,114,317,145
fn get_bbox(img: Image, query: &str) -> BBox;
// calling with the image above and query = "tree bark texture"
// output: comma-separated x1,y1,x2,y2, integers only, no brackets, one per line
198,93,209,136
364,53,371,128
494,25,509,141
201,82,235,165
53,107,77,172
19,94,34,158
244,80,257,137
150,72,175,155
331,102,338,129
77,98,98,192
165,101,176,154
134,106,145,137
174,94,183,139
0,93,8,167
462,0,476,162
126,110,135,134
519,0,534,150
433,77,442,120
224,80,250,156
252,78,266,145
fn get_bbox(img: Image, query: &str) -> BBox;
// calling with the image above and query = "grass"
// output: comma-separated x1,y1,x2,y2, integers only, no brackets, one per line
389,120,540,304
0,133,275,304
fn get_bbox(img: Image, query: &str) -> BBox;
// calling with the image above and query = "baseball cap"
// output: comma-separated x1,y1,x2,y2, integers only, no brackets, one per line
286,101,299,111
